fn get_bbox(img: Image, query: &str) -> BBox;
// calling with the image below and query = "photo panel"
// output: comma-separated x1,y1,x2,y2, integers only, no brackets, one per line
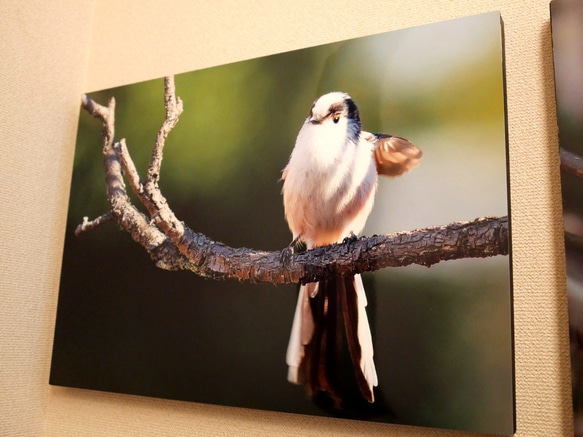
51,11,513,435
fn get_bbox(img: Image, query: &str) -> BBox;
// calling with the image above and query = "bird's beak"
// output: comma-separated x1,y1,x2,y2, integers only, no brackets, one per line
309,116,320,125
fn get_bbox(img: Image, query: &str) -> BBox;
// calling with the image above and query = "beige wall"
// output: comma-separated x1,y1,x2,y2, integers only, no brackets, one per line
0,1,572,436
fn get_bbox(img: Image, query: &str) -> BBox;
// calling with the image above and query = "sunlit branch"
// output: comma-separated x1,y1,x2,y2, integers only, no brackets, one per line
76,77,509,285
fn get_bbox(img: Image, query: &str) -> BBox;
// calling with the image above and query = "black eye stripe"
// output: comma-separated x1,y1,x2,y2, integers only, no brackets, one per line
308,102,316,118
344,98,360,123
327,111,341,120
328,103,344,115
325,99,360,123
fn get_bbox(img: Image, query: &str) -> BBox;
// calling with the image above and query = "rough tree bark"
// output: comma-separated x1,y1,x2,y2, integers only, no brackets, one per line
77,76,510,285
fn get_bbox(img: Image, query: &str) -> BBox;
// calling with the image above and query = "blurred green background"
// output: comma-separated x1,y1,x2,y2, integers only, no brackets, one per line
51,11,512,435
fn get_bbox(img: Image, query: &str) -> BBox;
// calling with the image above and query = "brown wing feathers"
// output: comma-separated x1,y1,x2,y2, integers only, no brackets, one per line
369,132,423,177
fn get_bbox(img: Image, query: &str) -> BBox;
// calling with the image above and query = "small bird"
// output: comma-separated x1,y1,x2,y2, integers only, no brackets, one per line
281,91,422,406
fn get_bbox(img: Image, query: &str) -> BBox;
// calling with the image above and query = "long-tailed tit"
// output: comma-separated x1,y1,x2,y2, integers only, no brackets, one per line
282,91,422,406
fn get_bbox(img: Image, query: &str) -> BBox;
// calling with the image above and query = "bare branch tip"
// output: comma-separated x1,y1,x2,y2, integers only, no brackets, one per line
75,212,114,236
81,94,90,108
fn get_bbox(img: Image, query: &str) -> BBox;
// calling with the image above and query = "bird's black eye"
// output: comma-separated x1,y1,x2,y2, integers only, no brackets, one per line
332,113,341,123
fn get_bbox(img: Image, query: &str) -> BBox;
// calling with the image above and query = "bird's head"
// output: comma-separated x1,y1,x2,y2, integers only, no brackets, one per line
306,92,361,141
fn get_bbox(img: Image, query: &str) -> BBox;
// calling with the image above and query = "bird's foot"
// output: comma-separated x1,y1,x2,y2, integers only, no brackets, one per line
280,245,294,266
281,236,302,265
342,232,358,245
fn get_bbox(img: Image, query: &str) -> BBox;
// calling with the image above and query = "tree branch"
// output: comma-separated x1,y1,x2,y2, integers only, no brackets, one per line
147,76,183,187
75,212,114,236
77,77,510,285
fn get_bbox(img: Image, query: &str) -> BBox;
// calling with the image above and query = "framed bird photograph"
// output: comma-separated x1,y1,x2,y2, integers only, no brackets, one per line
51,11,513,435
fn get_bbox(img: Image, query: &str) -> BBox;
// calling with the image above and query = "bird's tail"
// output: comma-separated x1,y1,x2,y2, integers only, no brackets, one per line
286,274,377,404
